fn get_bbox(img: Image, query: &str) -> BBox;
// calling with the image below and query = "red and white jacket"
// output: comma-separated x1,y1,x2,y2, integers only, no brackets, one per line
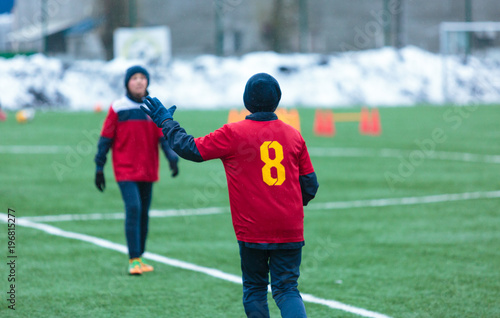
95,96,178,182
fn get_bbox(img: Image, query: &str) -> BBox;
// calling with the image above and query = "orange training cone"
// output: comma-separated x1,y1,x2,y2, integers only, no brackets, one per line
370,108,381,136
313,110,334,137
276,108,301,132
93,102,103,113
228,109,250,123
227,109,239,123
359,107,371,135
288,109,301,133
329,112,336,136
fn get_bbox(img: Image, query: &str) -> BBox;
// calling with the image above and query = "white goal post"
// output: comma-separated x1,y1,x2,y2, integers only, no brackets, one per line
440,21,500,103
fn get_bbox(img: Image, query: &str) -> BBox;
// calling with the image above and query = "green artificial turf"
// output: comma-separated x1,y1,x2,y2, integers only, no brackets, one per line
0,105,499,317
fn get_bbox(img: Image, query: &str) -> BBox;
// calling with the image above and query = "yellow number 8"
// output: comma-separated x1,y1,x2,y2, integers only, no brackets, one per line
260,141,286,186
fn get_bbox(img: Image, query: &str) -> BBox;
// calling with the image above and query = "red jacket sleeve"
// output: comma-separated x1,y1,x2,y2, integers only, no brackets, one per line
101,106,118,139
194,124,235,161
298,140,315,176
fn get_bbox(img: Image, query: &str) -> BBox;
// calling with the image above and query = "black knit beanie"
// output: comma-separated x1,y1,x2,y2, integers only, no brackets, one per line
124,65,150,90
243,73,281,113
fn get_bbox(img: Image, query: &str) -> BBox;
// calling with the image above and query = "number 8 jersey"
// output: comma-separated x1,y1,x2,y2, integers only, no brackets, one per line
193,113,317,244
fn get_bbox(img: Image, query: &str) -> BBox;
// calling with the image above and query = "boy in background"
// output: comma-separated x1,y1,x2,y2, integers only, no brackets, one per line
94,65,179,275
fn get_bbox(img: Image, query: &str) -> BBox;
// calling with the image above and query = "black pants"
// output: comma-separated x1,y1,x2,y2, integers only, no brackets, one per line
118,181,153,259
239,242,307,318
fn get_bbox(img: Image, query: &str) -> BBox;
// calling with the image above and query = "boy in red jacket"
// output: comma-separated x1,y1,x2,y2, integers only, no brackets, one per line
142,73,318,317
94,65,179,275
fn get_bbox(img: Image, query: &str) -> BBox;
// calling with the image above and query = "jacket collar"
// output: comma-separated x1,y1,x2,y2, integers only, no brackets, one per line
245,112,278,121
126,90,148,104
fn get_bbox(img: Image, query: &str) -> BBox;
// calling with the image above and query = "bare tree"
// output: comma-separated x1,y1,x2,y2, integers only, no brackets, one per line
99,0,130,60
262,0,298,53
394,0,404,49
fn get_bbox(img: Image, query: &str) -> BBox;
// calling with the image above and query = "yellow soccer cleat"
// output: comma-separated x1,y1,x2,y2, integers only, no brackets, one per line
138,257,154,272
129,258,143,275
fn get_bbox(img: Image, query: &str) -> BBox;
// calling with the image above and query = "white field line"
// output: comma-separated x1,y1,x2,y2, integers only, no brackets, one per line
307,190,500,211
0,145,66,154
308,147,500,164
0,213,391,318
2,145,500,164
21,190,500,223
22,207,228,223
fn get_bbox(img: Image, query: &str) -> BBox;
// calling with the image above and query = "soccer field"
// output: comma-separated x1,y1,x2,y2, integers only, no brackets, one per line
1,105,500,317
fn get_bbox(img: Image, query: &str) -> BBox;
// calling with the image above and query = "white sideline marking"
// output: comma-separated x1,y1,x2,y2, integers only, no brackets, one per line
0,213,391,318
307,190,500,211
309,147,500,164
0,145,66,154
22,207,228,223
21,190,500,223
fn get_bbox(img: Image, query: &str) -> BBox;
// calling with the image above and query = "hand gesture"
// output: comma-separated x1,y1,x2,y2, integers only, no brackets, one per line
141,96,177,127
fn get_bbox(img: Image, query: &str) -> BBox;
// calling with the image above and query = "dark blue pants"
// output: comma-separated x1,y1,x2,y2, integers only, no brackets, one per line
239,243,307,318
118,181,152,259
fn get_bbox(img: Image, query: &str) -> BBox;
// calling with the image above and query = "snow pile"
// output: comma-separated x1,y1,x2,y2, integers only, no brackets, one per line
0,46,499,110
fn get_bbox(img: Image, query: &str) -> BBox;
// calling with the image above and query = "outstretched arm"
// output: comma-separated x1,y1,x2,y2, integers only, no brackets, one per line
161,120,204,162
141,96,203,162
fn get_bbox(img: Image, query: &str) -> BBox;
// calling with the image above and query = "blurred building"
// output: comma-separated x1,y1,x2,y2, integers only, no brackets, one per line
6,0,104,58
3,0,500,59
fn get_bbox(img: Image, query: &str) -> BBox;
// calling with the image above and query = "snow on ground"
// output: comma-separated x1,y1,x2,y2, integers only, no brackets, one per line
0,46,499,111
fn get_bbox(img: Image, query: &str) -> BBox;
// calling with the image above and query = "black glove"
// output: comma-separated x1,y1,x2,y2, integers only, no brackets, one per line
95,171,105,192
170,161,179,177
141,96,177,128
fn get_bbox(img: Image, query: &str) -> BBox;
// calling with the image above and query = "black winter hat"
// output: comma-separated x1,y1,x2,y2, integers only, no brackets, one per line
243,73,281,113
124,65,150,89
